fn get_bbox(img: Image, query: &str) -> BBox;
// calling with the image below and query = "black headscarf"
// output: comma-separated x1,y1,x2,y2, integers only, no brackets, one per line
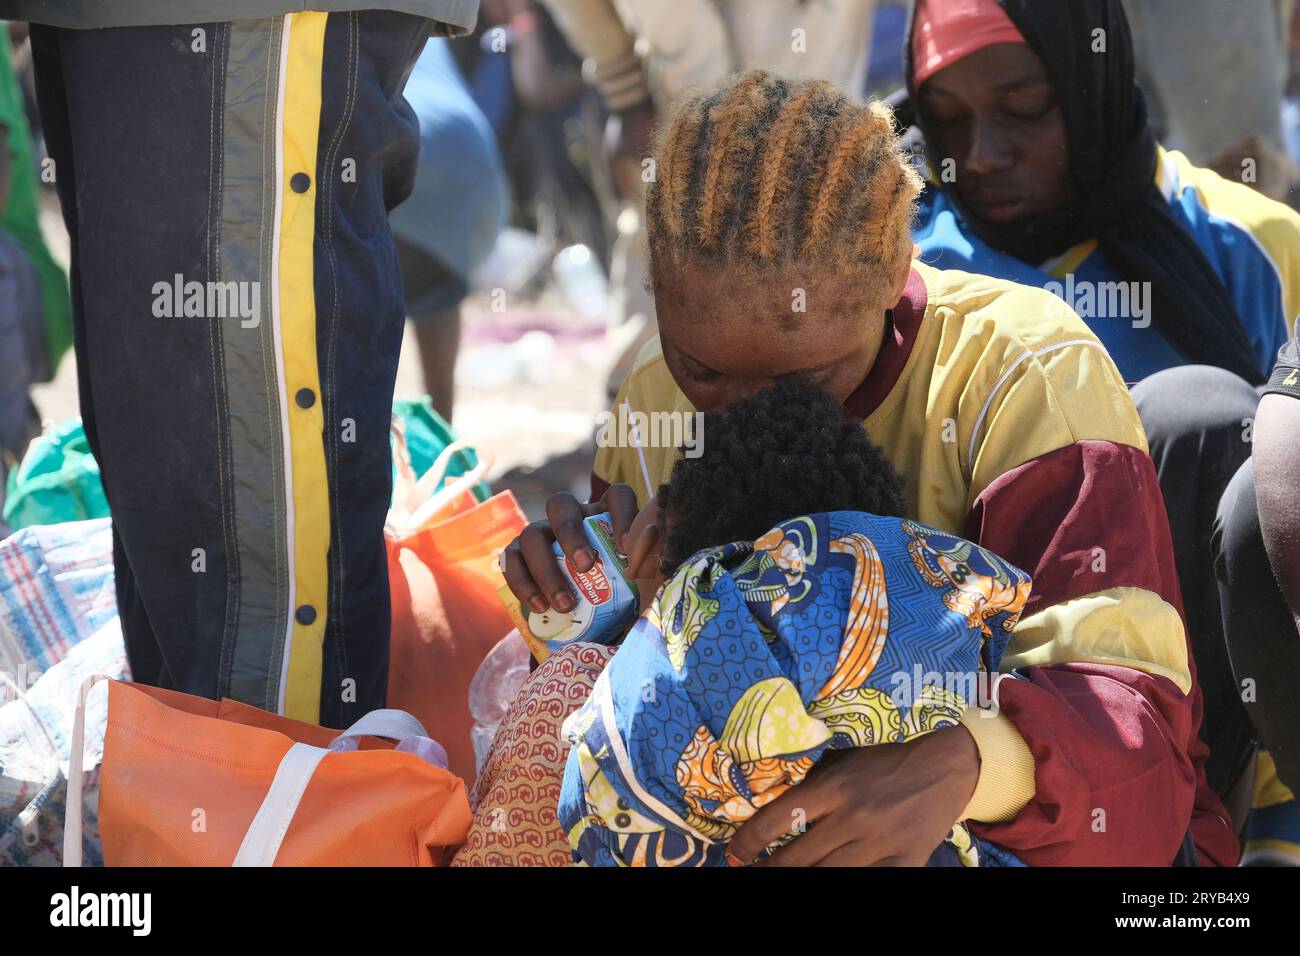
904,0,1264,384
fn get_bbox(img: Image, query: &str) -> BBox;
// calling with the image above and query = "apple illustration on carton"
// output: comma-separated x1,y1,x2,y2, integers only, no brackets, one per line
497,513,638,662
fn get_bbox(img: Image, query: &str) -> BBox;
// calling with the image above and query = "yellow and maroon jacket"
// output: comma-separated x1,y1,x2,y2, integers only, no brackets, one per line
591,261,1238,866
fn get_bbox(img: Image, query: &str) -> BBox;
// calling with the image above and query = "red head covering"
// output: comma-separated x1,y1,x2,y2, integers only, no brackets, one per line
911,0,1026,87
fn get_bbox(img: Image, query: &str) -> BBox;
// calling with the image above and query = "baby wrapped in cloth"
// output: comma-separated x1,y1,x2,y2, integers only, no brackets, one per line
558,510,1032,866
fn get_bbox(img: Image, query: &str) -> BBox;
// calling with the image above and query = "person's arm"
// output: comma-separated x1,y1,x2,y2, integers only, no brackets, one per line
539,0,649,110
537,0,656,198
955,328,1236,866
961,442,1223,864
1254,357,1300,618
729,341,1231,867
501,2,584,111
725,290,1234,867
608,0,733,104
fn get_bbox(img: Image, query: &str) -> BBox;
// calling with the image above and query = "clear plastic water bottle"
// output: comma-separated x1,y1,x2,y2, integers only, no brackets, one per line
552,244,609,324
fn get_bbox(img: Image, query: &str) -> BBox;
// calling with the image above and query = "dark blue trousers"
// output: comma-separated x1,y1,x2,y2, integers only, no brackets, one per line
31,11,430,727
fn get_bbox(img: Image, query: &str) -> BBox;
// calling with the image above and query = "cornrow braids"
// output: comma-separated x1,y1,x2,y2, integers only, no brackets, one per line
747,81,825,261
656,92,709,246
695,72,785,251
646,70,923,306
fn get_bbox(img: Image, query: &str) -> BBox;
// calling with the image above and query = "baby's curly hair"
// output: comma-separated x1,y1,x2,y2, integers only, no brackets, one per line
656,376,905,570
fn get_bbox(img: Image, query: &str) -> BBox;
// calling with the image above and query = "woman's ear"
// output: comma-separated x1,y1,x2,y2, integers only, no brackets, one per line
884,248,916,310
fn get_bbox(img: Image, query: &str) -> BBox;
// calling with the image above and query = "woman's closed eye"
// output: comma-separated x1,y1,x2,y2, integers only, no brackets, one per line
681,354,724,383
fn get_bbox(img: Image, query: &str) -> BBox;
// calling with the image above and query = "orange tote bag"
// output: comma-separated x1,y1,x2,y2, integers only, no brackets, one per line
386,489,525,788
385,425,526,788
67,676,471,866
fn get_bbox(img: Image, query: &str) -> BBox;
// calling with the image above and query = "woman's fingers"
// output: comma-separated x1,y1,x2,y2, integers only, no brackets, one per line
817,843,894,867
591,483,641,555
500,537,547,613
750,820,854,868
547,492,596,576
501,486,644,615
727,775,837,865
505,518,574,613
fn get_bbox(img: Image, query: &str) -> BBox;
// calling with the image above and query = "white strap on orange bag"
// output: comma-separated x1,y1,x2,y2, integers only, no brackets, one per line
63,676,431,867
232,708,428,866
385,419,494,538
64,673,110,867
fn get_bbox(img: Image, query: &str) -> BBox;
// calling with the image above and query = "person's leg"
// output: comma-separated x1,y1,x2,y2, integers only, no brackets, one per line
411,308,461,421
1132,364,1261,795
387,37,506,424
314,11,431,727
1214,458,1300,792
30,23,229,694
394,235,466,422
29,13,429,727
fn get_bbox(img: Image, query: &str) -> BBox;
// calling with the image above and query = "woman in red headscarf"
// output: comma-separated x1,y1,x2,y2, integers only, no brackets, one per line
905,0,1300,861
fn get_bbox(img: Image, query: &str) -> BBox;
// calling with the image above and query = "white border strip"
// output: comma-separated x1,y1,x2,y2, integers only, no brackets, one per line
593,673,712,842
966,339,1106,475
271,15,297,716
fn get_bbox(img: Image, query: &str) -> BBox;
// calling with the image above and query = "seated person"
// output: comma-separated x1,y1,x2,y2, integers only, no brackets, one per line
558,376,1033,867
1215,334,1300,863
459,376,1027,866
906,0,1300,815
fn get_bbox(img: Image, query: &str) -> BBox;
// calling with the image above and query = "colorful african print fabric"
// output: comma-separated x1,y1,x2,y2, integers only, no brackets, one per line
557,511,1033,867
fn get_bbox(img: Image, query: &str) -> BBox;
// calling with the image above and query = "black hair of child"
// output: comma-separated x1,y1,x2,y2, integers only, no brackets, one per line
656,375,905,571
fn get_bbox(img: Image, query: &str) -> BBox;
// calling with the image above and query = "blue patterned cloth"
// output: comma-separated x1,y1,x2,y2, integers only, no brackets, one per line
558,511,1033,867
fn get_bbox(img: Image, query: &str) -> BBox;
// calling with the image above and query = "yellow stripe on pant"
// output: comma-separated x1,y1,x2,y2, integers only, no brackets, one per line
277,12,330,723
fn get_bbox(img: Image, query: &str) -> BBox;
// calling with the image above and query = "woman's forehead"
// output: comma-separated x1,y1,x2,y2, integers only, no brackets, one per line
661,309,870,376
656,262,874,315
655,265,878,371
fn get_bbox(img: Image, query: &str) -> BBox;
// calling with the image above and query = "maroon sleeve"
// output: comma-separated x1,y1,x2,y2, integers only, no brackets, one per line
964,441,1238,866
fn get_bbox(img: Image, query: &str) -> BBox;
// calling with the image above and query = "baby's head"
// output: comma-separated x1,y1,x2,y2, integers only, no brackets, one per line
625,376,904,609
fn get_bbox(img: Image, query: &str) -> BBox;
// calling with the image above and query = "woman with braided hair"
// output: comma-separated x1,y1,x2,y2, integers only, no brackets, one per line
501,69,1237,866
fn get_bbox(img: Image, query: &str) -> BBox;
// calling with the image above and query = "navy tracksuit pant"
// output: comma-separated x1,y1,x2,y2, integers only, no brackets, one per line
31,11,431,726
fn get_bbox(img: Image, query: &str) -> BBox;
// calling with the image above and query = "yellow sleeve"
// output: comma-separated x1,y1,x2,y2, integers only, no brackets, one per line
592,338,688,507
958,708,1036,823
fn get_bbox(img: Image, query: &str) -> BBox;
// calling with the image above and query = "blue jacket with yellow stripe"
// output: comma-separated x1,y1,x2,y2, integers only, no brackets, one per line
915,148,1300,385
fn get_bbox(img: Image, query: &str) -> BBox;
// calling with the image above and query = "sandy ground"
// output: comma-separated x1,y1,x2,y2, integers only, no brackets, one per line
27,192,612,522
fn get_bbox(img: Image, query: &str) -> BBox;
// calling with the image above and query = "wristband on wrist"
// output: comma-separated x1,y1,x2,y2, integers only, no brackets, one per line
1264,363,1300,400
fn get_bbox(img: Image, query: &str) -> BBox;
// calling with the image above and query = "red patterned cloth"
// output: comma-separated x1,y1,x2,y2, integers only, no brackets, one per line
451,642,615,867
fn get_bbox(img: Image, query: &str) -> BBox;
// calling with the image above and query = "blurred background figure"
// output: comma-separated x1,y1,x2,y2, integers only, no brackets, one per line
458,0,610,270
0,21,68,526
391,36,507,423
903,0,1300,862
1126,0,1298,202
399,0,920,512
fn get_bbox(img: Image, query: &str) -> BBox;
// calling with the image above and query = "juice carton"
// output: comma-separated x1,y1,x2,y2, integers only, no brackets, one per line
497,512,638,662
